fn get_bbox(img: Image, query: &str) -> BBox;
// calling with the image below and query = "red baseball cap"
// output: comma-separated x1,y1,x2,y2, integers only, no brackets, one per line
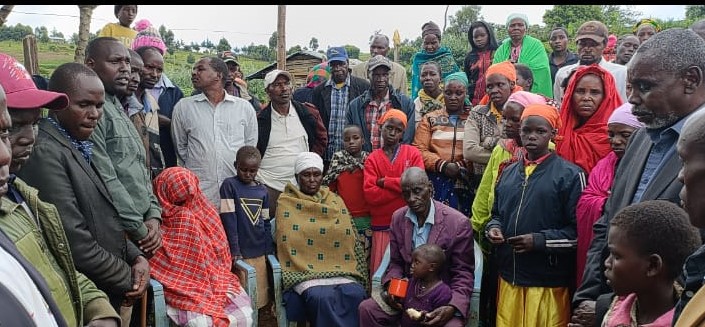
0,53,68,110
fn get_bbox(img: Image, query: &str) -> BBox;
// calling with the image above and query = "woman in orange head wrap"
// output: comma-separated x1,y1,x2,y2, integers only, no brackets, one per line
556,64,623,174
463,60,522,181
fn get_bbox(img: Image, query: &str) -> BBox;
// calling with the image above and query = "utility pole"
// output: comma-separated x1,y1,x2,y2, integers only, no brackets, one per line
277,5,286,70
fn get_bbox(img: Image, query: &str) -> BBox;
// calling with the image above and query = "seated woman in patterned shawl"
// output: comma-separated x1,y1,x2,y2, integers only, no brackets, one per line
275,152,368,327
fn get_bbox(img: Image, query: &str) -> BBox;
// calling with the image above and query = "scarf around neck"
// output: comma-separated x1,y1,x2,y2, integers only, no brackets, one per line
417,89,445,117
322,150,369,186
46,117,94,164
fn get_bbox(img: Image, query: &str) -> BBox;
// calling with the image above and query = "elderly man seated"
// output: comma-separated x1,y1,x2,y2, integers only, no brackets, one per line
275,152,368,326
358,166,475,326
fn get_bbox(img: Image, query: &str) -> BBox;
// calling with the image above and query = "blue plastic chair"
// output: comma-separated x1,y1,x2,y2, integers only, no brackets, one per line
267,254,289,327
371,239,484,327
150,259,259,326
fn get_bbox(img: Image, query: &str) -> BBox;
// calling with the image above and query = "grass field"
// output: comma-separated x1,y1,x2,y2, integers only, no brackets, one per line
3,40,272,100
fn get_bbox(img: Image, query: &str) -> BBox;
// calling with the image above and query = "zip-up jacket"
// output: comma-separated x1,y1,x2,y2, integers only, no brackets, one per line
486,153,585,288
412,108,472,173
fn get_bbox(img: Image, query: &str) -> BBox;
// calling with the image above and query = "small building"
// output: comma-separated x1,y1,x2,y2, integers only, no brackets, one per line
48,36,65,44
246,50,326,88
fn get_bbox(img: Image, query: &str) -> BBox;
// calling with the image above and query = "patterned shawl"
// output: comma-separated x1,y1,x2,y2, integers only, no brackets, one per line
417,89,445,118
150,167,242,327
275,182,367,290
322,150,369,186
411,46,460,100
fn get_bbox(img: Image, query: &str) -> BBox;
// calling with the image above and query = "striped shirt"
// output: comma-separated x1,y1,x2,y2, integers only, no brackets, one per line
325,78,351,160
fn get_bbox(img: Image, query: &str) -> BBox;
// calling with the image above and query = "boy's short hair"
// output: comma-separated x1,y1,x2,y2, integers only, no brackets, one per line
343,124,362,134
114,5,137,18
611,200,701,280
412,243,446,268
235,145,261,165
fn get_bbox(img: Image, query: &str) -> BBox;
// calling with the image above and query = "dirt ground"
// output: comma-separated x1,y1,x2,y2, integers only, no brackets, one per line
258,301,279,327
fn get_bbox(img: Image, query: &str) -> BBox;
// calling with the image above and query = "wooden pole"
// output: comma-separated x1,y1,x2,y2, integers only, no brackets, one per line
277,5,286,70
22,35,39,75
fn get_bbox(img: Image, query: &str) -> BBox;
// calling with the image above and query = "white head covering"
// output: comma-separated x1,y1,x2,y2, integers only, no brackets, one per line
506,13,529,27
295,152,324,174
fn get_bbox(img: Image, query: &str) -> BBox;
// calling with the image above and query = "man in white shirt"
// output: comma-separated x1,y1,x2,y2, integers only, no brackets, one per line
172,56,258,208
553,21,628,103
256,70,326,217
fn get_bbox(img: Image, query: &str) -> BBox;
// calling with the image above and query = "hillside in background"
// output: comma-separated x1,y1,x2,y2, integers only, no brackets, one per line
2,40,272,101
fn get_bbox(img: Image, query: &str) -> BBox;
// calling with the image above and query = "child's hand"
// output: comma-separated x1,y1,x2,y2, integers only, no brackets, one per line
406,308,426,321
506,233,534,253
381,289,403,310
376,178,386,188
486,227,505,244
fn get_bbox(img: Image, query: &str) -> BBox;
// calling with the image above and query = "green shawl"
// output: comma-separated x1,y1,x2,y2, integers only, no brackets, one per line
493,35,553,98
411,46,460,100
275,182,368,290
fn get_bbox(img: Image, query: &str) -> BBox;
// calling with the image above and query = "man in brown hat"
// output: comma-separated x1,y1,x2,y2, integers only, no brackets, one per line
553,20,628,102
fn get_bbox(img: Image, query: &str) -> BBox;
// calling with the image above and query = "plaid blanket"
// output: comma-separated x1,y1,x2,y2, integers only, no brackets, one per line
275,182,367,290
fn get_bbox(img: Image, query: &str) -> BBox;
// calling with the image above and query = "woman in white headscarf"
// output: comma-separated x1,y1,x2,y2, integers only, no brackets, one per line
274,152,368,326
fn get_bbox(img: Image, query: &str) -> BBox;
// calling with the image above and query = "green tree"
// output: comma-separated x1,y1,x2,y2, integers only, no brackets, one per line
158,25,175,50
34,26,49,42
686,5,705,21
186,53,196,64
445,5,482,36
268,31,277,49
543,5,603,31
287,45,302,54
343,45,360,59
50,28,64,39
200,38,214,49
216,37,231,52
308,37,319,51
601,5,641,36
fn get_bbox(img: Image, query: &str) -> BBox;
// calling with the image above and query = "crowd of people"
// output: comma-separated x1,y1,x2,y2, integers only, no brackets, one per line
3,4,705,327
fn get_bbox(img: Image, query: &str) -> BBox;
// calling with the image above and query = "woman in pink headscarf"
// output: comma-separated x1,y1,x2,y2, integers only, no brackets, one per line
575,103,644,286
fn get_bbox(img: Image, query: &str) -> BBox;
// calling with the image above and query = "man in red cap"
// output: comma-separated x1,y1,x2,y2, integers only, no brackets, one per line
0,53,120,326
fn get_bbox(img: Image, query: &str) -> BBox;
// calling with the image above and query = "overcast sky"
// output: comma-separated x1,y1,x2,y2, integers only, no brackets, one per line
5,5,687,51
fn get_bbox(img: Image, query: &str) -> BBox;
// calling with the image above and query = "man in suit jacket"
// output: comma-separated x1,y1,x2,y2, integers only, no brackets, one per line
18,63,149,312
672,106,705,326
358,167,474,327
571,28,705,327
311,46,370,167
0,53,120,326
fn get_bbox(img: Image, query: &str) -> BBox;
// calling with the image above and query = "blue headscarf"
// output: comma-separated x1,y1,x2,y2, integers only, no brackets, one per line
444,72,471,106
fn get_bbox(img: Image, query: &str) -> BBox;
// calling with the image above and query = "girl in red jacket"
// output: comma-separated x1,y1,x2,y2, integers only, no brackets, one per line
323,124,372,273
364,109,424,279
